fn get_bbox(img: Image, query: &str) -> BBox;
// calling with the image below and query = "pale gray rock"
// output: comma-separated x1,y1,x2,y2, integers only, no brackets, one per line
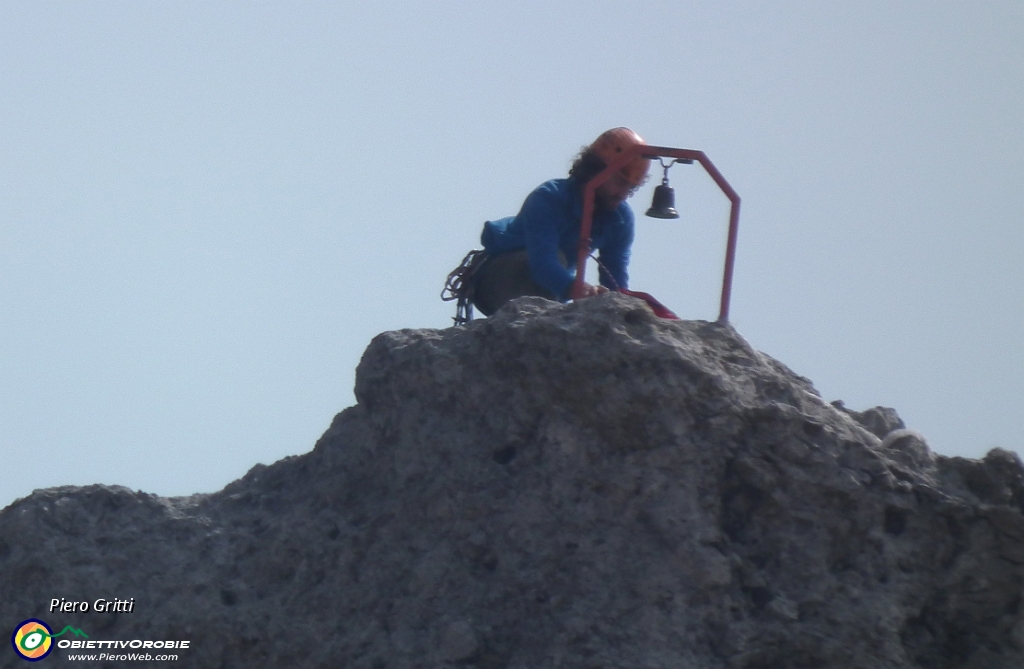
2,293,1023,668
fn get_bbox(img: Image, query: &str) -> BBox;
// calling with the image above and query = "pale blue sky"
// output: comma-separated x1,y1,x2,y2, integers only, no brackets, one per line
2,1,1022,509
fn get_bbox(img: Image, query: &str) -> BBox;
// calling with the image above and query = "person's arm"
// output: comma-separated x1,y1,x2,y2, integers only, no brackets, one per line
518,185,576,299
597,207,635,290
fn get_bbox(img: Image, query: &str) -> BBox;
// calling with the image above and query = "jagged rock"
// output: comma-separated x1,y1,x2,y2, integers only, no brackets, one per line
833,402,906,440
2,293,1022,668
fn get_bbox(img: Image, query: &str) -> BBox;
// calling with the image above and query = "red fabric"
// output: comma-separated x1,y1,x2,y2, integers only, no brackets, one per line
618,289,680,320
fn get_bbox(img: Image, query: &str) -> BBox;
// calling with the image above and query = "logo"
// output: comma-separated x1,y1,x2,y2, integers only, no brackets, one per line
11,620,53,662
11,620,88,662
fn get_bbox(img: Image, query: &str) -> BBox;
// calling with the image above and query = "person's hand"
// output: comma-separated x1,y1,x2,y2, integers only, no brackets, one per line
569,281,609,300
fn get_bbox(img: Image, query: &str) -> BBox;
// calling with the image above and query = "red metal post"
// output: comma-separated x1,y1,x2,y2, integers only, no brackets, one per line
574,145,740,323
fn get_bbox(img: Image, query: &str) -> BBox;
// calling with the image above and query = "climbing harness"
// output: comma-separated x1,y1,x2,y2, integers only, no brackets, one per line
441,249,678,326
441,249,489,326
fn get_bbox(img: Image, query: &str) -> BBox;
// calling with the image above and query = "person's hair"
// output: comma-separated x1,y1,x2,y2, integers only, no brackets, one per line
568,146,607,183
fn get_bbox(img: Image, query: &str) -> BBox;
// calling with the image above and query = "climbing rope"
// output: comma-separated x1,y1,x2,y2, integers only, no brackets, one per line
589,253,679,320
441,249,489,326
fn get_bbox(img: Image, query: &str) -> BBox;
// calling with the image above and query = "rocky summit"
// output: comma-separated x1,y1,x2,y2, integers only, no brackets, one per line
2,293,1023,669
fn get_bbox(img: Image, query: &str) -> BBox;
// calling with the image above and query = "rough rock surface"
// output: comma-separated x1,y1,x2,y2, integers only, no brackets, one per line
3,293,1024,668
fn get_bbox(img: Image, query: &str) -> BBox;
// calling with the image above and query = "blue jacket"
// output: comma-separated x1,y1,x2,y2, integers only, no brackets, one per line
480,177,634,299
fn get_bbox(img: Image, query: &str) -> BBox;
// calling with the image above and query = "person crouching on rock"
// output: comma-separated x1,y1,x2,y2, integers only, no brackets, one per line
442,128,651,323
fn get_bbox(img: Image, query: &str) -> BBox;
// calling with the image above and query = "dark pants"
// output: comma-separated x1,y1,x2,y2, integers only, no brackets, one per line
471,250,563,316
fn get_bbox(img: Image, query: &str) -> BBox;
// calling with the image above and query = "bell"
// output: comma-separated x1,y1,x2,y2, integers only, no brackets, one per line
646,181,679,219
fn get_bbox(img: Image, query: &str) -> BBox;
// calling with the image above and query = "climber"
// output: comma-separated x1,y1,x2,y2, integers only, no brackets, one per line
442,127,651,324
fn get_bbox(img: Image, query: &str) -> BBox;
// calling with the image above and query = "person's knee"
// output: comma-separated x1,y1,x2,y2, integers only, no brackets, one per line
472,250,554,315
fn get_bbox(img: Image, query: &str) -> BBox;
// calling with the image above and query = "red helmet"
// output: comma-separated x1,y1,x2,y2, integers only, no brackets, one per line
589,127,650,186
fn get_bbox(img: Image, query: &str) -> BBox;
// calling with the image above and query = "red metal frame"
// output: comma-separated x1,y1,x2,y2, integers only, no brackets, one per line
573,145,740,323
